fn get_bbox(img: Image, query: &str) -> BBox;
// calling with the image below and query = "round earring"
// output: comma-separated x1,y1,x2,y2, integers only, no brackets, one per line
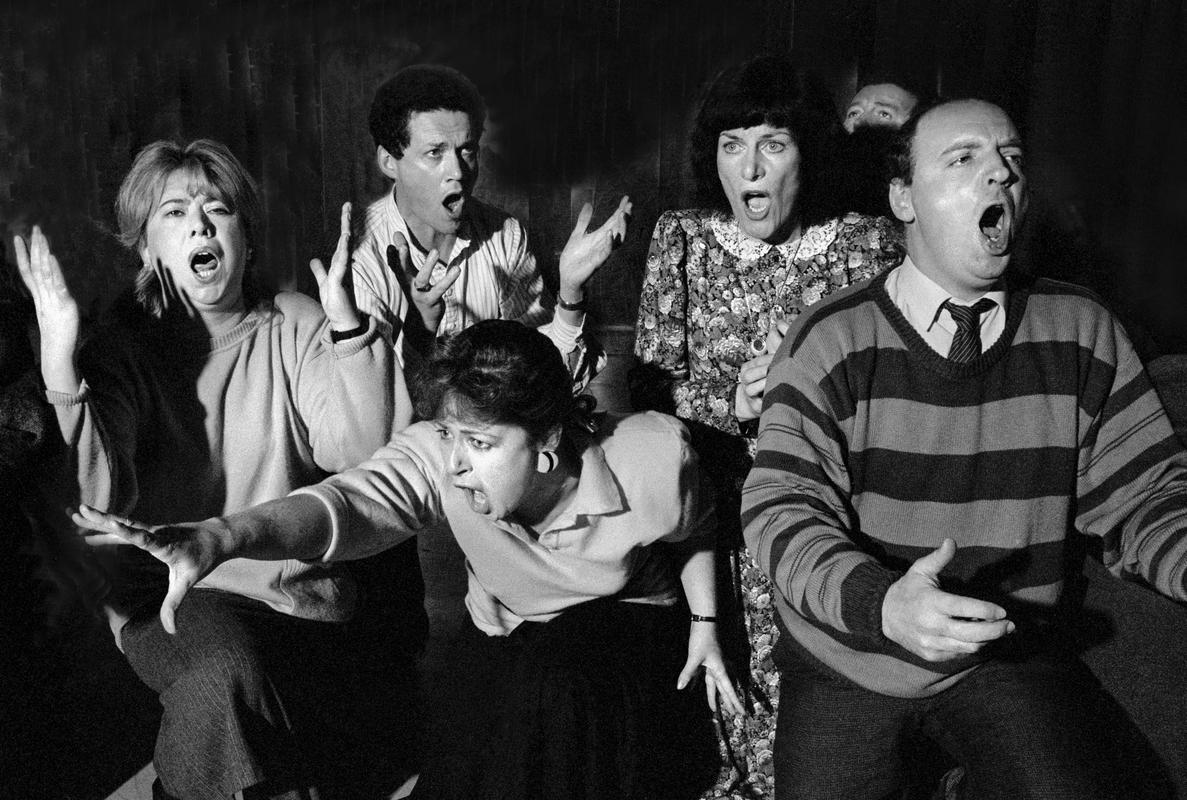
536,450,558,473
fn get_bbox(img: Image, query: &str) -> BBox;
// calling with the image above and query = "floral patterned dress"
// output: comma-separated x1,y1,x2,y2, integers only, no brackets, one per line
633,209,904,799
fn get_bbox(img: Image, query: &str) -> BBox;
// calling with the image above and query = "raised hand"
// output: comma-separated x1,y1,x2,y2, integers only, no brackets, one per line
73,504,230,635
881,539,1015,661
309,202,361,331
386,232,460,336
558,195,632,300
678,622,746,717
14,226,81,393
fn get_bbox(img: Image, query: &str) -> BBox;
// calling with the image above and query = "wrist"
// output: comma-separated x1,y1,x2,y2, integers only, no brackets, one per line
689,613,718,624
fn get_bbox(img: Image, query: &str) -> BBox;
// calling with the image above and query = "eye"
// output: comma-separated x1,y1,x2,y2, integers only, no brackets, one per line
434,426,452,441
845,108,861,119
877,110,892,119
460,146,477,158
468,437,491,451
950,153,972,166
427,148,443,159
163,208,184,218
1004,151,1024,168
205,203,231,216
721,141,743,155
763,140,787,153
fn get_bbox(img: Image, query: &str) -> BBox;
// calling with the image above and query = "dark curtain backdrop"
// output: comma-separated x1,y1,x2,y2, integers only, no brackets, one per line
2,0,1185,351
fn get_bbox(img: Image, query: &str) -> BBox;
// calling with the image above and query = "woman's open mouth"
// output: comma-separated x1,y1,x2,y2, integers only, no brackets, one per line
742,191,771,218
189,249,221,281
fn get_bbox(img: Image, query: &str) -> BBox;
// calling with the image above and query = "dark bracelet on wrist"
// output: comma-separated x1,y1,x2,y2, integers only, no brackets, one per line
557,293,588,312
689,614,718,623
330,320,368,342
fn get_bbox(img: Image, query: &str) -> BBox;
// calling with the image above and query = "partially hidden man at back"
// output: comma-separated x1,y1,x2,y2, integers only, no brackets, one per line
350,63,629,384
743,97,1187,799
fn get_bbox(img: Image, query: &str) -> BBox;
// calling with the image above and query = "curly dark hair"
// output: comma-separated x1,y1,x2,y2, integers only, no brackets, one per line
369,64,486,159
688,55,840,226
414,320,576,447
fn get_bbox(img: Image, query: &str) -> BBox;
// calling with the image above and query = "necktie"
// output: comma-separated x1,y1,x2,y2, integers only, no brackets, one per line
944,298,996,363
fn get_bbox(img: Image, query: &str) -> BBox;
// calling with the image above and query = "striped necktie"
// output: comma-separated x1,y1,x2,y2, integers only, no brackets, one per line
944,298,997,363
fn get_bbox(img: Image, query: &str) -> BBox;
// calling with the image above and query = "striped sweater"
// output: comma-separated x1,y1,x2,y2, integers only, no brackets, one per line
742,270,1187,697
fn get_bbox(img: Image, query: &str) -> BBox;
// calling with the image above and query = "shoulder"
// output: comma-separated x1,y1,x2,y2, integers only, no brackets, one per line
652,208,712,239
1017,276,1129,348
359,193,396,234
596,411,694,469
271,290,325,320
784,275,887,359
830,213,905,259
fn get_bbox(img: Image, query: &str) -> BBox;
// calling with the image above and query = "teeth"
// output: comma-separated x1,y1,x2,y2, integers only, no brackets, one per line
745,195,770,214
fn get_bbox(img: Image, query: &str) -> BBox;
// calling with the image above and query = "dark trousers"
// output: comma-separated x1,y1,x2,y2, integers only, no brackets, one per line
122,588,418,800
411,599,719,800
771,638,1137,800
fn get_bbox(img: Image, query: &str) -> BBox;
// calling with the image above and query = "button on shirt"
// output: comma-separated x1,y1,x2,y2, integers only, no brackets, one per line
884,256,1007,356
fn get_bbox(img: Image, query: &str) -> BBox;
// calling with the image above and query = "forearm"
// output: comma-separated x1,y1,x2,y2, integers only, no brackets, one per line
220,494,334,562
676,546,718,618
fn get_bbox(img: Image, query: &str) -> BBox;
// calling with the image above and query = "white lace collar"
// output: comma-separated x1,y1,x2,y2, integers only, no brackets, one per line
708,213,838,262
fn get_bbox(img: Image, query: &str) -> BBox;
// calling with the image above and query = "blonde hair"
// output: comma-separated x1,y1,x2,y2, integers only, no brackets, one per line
116,139,263,317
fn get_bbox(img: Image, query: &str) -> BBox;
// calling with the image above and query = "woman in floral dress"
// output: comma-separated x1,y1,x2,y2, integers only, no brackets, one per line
632,56,904,799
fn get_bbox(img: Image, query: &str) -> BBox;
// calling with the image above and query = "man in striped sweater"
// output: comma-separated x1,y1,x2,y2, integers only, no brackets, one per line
742,97,1187,799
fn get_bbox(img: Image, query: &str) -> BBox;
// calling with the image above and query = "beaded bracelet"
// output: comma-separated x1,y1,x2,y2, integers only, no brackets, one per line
689,614,718,623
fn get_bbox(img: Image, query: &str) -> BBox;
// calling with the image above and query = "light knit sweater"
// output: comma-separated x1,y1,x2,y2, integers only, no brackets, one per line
48,291,409,622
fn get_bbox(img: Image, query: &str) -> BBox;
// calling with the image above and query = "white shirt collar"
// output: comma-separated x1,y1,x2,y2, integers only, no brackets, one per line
707,212,838,262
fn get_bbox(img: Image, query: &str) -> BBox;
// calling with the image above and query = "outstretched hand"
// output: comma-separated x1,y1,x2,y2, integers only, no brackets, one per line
309,202,361,331
881,539,1015,661
73,504,231,635
677,622,746,717
386,232,461,336
558,196,632,298
14,226,81,390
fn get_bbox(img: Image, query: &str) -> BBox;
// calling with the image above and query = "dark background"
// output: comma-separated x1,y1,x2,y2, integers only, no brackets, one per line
2,1,1187,797
3,0,1186,356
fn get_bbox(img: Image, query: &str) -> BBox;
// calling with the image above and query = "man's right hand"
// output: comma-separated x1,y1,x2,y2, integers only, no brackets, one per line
881,538,1015,661
73,504,232,635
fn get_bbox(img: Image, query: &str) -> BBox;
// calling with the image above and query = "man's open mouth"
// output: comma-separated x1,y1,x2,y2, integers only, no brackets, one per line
189,249,220,279
742,191,770,216
978,203,1011,255
443,192,466,216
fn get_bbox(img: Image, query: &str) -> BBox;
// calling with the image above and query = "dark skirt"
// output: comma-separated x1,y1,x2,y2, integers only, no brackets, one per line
412,598,720,800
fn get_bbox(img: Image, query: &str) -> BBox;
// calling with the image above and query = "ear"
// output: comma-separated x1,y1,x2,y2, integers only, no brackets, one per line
376,146,401,181
539,425,563,452
888,178,915,224
139,243,152,270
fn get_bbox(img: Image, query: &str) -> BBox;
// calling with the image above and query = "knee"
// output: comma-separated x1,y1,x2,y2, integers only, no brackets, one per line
162,637,271,713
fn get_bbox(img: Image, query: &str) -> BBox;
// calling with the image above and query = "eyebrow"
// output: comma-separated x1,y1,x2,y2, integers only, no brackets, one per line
939,136,1024,156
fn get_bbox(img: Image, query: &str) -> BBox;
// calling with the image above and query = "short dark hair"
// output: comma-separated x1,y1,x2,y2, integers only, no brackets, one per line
414,320,576,447
116,139,263,318
689,56,839,224
369,64,486,158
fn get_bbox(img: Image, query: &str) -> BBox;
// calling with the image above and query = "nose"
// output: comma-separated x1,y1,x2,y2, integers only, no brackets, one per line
188,204,214,238
443,149,464,181
987,151,1016,187
448,440,470,475
742,149,765,182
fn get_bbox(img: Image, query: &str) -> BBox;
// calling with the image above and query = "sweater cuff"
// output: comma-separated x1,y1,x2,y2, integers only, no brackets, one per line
840,560,902,639
45,379,89,406
325,314,378,356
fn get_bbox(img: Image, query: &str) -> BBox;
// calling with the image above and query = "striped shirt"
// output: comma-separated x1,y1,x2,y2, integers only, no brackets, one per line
742,269,1187,697
351,192,589,373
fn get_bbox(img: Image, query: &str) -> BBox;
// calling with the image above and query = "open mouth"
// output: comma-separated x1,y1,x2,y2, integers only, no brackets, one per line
460,486,490,514
443,192,466,216
742,191,770,216
978,203,1011,255
189,249,220,279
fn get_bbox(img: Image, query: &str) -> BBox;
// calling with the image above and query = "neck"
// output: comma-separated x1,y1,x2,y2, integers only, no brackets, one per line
394,193,458,260
514,451,581,529
196,305,250,338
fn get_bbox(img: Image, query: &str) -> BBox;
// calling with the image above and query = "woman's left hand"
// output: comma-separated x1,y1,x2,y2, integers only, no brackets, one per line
310,202,361,332
678,621,746,716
